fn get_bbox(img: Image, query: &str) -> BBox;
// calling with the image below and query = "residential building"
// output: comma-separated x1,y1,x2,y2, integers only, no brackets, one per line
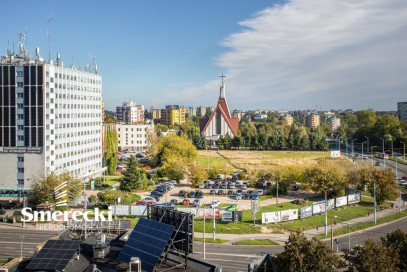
116,101,144,124
115,123,153,152
200,76,239,141
279,114,293,126
186,106,196,117
398,102,407,122
160,105,186,126
151,109,161,120
206,106,215,116
305,113,320,128
232,110,242,120
196,106,206,117
0,37,103,187
254,114,268,120
102,101,104,121
328,116,341,131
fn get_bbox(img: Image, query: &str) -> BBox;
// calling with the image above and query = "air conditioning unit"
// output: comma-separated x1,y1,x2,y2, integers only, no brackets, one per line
129,257,141,272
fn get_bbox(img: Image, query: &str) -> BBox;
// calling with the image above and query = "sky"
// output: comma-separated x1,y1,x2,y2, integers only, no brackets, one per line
1,0,406,112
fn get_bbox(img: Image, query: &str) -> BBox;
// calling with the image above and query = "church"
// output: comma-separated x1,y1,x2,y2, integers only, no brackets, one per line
199,75,239,142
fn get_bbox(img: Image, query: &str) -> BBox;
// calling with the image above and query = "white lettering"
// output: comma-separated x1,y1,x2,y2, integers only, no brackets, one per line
51,211,63,221
21,207,33,222
34,211,52,222
71,211,81,221
83,211,92,221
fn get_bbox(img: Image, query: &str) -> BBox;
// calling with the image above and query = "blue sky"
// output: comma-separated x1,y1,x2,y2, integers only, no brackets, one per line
1,0,406,112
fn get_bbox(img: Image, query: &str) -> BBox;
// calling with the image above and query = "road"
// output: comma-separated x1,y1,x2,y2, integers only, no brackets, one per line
191,216,407,272
0,227,57,258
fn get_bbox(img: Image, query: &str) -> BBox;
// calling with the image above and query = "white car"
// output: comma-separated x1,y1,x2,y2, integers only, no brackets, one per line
199,183,205,189
169,180,177,186
142,197,157,203
241,184,247,189
236,193,242,200
210,200,220,208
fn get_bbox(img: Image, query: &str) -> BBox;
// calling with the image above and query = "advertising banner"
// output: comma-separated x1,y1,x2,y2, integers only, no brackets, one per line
262,211,281,224
327,199,335,210
221,211,233,222
301,205,313,218
348,193,361,204
336,196,347,207
331,151,340,158
130,205,147,216
198,208,220,219
109,205,129,215
281,209,298,221
177,207,198,217
312,200,326,214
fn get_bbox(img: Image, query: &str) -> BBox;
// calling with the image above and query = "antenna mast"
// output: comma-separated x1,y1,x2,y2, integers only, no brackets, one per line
47,8,53,63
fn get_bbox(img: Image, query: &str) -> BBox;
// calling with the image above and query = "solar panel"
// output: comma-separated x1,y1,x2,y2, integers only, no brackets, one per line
117,217,175,272
26,240,82,271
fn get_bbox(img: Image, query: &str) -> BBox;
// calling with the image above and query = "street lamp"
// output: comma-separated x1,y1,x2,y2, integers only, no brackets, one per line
402,142,405,162
380,138,385,169
371,146,377,167
365,136,369,153
362,142,366,161
352,139,356,157
213,192,216,240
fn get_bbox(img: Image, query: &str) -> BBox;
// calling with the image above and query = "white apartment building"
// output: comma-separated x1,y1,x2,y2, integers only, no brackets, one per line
398,102,407,122
116,123,153,152
0,37,103,188
116,101,144,124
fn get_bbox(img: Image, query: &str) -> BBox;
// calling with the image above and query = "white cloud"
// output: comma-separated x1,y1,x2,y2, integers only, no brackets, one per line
161,0,407,110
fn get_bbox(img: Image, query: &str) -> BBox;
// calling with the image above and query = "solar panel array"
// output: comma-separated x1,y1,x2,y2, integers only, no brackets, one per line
117,217,175,272
26,240,82,271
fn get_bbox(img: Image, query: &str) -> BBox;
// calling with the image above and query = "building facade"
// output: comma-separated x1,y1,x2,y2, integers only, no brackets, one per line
398,102,407,122
160,105,186,126
279,114,293,126
116,101,144,124
0,42,103,187
115,123,153,152
196,106,207,117
305,113,320,128
186,106,196,117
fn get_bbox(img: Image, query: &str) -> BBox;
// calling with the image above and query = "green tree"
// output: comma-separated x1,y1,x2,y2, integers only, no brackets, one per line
251,135,259,149
273,231,344,272
347,238,399,272
258,133,268,150
120,156,148,191
155,134,198,164
88,195,98,203
104,125,118,175
367,168,398,205
188,162,208,186
381,229,407,271
218,135,225,150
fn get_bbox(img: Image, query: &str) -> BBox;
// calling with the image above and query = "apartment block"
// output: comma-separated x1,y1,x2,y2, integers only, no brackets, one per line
160,105,186,126
116,101,144,124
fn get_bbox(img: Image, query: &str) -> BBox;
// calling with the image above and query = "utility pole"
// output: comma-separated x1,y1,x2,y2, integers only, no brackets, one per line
374,183,376,224
362,142,364,161
213,192,216,240
325,190,328,236
276,177,279,204
380,138,386,169
203,206,206,260
371,146,376,167
365,136,369,153
402,141,405,162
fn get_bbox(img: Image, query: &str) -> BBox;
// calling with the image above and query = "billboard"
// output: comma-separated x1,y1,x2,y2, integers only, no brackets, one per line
262,211,281,224
281,209,298,221
312,200,326,214
198,208,220,219
348,193,361,204
130,205,147,216
0,146,43,154
327,199,335,210
109,205,129,215
336,196,347,207
177,207,198,217
301,205,313,218
221,211,233,222
331,151,340,158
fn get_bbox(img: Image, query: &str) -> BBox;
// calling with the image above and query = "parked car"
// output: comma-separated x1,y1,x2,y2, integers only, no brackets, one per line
210,189,216,194
210,200,220,208
236,189,243,194
188,191,196,198
375,161,382,166
213,184,220,189
241,184,247,189
243,193,250,200
170,199,178,206
196,192,204,198
235,181,241,187
136,201,152,206
402,176,407,181
251,194,259,200
204,180,211,184
227,190,235,195
400,180,407,186
292,185,303,191
221,184,227,189
182,199,190,205
218,190,224,195
142,197,157,203
169,180,177,186
151,191,163,197
236,193,242,200
248,190,254,196
226,204,238,211
257,190,264,196
206,184,213,189
193,199,200,207
179,190,186,197
199,183,205,189
266,182,272,187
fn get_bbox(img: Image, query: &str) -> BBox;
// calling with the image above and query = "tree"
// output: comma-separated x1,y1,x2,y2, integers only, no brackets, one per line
188,162,208,186
258,133,268,150
88,195,98,203
163,155,187,182
154,134,198,164
273,231,344,272
218,135,225,150
251,135,259,149
381,229,407,271
347,238,400,272
31,172,82,205
97,189,125,204
367,168,398,204
120,156,148,191
104,124,118,175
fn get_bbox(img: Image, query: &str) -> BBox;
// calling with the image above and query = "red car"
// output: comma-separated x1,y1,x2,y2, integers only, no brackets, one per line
182,199,190,205
136,201,152,206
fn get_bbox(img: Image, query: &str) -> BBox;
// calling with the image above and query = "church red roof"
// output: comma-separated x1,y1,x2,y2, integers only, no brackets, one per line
200,98,239,136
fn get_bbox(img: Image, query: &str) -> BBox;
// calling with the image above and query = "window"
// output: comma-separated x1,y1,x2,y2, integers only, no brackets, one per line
18,157,24,162
17,114,24,119
18,136,24,141
17,179,24,185
17,93,24,98
18,125,24,130
17,82,23,87
17,104,24,109
17,71,23,77
18,168,24,173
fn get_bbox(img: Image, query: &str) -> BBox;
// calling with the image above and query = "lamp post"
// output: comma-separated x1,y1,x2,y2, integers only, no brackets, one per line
352,139,356,157
202,203,206,260
362,142,365,161
380,138,385,169
334,216,351,254
371,146,377,167
365,136,369,153
325,190,328,236
213,192,216,240
402,141,405,162
374,183,376,224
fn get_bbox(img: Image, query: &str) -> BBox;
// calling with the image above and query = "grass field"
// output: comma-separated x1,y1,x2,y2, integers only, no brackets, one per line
232,239,279,245
86,175,121,190
196,150,330,172
194,237,228,244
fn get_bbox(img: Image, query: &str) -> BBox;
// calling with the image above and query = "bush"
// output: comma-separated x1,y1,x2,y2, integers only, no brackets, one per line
56,206,70,212
88,195,98,203
147,180,155,186
156,167,166,178
237,172,246,180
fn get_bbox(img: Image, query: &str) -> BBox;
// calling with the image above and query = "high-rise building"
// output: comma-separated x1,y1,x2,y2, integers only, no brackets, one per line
116,101,144,124
305,113,320,128
160,105,186,126
115,123,153,152
151,109,161,120
186,106,196,117
398,102,407,122
196,106,207,117
0,37,103,187
279,114,293,126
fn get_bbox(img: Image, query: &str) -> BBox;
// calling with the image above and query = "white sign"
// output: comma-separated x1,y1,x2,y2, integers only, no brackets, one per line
108,205,129,215
130,205,147,216
348,193,361,204
198,208,220,219
331,151,340,158
327,199,335,210
281,209,298,221
177,207,198,217
336,196,347,207
262,211,281,224
312,202,326,214
221,211,233,222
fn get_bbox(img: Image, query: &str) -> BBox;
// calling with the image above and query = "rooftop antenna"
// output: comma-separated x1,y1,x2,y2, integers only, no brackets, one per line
17,32,27,58
47,8,54,63
89,53,97,73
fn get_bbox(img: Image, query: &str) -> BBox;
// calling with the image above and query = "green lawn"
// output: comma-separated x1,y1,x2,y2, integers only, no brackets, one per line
196,156,229,169
86,175,121,190
232,239,279,245
194,237,228,244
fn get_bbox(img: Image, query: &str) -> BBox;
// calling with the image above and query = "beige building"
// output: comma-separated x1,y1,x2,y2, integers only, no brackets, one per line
279,114,293,126
115,123,154,152
305,113,320,128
